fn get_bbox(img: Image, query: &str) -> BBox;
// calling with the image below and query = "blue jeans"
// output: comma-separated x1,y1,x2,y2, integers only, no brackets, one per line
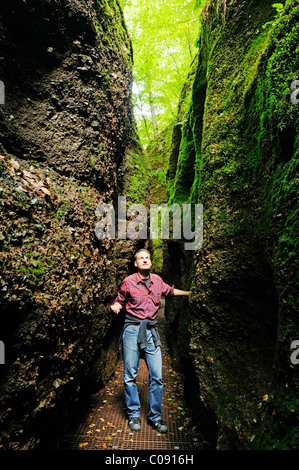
123,324,163,422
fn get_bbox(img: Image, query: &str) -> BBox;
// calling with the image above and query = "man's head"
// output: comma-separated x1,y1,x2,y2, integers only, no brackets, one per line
134,249,152,273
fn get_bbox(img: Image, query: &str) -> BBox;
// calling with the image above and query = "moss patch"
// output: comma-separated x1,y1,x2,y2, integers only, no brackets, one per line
163,0,299,450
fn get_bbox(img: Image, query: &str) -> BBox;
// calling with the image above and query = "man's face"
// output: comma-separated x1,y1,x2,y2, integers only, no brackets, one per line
134,251,152,271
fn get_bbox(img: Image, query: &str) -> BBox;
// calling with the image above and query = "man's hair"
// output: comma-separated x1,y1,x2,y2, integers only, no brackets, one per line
134,249,151,260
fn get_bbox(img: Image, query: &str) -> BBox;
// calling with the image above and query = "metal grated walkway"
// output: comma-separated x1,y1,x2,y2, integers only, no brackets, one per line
63,306,205,451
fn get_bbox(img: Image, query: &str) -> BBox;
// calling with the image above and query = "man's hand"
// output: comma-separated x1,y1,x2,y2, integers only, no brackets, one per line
110,302,122,314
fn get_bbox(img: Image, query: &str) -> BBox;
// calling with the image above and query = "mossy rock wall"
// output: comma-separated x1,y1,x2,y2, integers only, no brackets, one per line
163,0,298,449
0,0,147,449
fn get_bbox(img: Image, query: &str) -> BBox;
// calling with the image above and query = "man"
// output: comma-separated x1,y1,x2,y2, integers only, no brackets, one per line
110,249,190,433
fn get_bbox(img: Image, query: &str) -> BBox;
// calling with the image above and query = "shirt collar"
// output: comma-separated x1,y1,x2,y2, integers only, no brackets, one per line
136,272,152,284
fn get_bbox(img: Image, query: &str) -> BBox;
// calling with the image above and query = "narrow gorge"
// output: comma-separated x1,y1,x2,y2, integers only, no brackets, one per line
0,0,298,452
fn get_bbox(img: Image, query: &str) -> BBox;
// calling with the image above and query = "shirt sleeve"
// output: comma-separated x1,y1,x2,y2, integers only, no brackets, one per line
160,279,175,296
113,279,129,306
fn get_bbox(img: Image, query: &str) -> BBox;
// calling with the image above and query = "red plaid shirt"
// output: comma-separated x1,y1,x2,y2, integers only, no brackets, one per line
113,272,174,319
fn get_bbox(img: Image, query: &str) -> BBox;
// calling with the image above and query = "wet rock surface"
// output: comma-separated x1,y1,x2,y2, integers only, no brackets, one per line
0,0,145,450
162,0,299,450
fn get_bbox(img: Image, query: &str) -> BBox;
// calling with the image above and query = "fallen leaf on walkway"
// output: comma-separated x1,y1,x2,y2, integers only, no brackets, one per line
79,442,88,448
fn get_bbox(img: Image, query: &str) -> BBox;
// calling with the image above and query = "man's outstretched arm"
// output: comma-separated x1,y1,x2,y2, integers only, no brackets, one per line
173,288,190,296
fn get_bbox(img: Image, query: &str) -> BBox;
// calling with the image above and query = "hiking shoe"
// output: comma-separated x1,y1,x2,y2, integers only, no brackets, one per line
128,417,141,431
149,419,168,433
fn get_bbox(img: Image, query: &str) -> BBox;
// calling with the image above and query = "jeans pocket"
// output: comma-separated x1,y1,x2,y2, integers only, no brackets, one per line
125,324,139,333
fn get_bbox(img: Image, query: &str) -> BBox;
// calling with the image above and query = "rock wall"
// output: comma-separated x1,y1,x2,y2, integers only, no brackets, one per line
0,0,147,449
163,0,298,449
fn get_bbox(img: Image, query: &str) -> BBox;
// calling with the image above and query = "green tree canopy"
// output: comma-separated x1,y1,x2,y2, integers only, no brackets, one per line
122,0,200,146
